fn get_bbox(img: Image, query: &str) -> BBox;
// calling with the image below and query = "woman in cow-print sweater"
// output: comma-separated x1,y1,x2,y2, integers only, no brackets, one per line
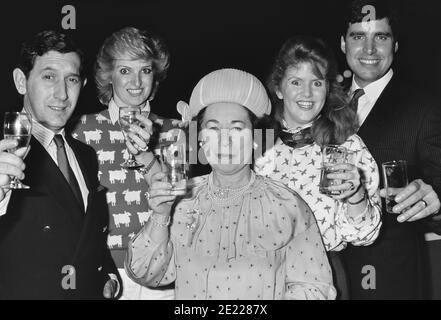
72,27,184,300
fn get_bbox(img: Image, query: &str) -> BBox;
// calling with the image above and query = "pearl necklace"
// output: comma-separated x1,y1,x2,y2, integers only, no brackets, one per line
207,172,256,205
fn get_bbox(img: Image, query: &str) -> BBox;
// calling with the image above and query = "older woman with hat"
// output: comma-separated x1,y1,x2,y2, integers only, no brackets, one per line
125,68,336,300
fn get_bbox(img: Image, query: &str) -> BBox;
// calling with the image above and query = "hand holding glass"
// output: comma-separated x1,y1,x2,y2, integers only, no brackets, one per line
381,160,408,213
319,145,348,196
119,106,144,169
160,143,187,194
3,112,32,189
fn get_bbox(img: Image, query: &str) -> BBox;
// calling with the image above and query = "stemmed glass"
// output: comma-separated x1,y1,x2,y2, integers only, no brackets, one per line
119,106,143,169
3,112,32,189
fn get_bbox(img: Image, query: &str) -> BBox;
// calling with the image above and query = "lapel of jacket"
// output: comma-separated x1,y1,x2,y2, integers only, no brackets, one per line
66,135,107,262
357,77,399,142
24,136,84,227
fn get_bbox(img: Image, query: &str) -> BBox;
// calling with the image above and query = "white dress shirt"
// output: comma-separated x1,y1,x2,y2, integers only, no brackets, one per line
350,69,394,126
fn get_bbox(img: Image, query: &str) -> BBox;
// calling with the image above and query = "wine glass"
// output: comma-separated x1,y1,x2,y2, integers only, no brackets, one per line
3,112,32,189
119,106,143,169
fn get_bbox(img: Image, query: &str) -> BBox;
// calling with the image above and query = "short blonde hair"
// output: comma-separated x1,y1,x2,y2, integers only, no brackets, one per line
95,27,170,105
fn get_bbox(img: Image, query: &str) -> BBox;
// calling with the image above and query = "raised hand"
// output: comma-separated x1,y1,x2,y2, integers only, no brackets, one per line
380,179,441,223
146,171,180,215
325,163,362,200
125,113,153,156
0,139,27,201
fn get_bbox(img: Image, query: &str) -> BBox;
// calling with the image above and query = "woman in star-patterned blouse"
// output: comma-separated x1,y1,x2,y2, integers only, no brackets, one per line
126,69,336,299
254,36,382,299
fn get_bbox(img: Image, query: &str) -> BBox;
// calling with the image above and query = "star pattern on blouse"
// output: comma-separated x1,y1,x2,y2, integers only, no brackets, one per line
255,134,381,252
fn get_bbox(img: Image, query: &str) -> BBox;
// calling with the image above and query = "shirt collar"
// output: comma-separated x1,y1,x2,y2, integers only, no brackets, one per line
108,99,151,125
281,119,315,134
351,69,394,103
30,117,65,149
20,107,65,148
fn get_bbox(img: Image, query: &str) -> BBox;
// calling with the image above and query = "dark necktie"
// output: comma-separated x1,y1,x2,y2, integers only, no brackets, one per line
53,134,83,207
279,126,314,149
350,88,365,112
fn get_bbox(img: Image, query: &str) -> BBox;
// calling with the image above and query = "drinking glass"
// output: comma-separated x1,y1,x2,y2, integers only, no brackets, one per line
3,112,32,189
319,145,348,196
160,143,187,193
381,160,409,213
119,106,143,169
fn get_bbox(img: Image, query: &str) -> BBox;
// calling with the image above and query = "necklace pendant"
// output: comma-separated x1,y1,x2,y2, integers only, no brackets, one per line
185,209,200,231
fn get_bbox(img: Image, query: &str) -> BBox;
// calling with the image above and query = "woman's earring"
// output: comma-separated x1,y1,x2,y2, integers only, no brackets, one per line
199,141,203,147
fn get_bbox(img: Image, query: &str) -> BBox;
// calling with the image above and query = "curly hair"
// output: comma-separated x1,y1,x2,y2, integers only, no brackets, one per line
95,27,170,105
267,35,358,147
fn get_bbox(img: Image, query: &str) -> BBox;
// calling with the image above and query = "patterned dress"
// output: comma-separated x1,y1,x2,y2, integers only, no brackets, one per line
126,172,337,300
255,133,382,252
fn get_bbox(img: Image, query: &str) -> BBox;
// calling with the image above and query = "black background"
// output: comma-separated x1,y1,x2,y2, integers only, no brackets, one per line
1,0,440,119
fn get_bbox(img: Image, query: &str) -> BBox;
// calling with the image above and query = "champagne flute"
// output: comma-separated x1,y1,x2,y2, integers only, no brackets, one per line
119,106,143,169
3,112,32,189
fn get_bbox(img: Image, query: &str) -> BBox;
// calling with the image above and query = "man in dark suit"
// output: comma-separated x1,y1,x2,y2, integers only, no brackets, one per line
0,30,119,299
339,0,441,299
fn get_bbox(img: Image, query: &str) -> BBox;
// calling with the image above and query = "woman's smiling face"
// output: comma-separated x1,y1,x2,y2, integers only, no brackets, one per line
276,62,327,129
111,52,154,108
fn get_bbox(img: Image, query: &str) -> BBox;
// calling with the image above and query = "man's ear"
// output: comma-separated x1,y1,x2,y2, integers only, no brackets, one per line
82,77,88,88
340,36,346,54
394,41,399,53
13,68,27,95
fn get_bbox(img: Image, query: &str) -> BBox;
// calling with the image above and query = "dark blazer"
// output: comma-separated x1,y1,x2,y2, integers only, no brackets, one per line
0,135,117,300
342,76,441,299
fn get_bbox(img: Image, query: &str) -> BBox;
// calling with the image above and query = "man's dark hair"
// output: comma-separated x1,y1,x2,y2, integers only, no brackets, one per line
341,0,400,41
17,30,85,78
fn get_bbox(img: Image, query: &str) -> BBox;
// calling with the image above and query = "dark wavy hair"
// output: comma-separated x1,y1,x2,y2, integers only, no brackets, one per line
267,35,358,147
95,27,170,105
17,30,85,78
341,0,399,42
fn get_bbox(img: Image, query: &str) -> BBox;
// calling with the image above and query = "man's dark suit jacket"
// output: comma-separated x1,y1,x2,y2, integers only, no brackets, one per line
342,76,441,299
0,135,117,299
